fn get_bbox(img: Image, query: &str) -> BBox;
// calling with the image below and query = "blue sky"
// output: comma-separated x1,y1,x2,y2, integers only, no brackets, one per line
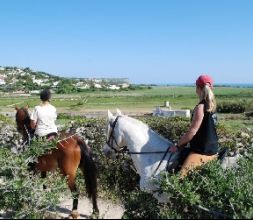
0,0,253,84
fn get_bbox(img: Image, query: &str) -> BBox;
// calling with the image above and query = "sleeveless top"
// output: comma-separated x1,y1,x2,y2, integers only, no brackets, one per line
190,100,219,155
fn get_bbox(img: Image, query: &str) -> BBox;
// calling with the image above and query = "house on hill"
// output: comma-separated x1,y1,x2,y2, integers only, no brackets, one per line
0,76,6,85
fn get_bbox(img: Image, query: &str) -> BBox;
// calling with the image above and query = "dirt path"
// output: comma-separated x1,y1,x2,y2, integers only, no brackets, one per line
1,196,125,219
52,196,125,219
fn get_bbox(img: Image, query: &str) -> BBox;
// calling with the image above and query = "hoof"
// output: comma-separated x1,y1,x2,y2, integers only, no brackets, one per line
69,210,80,219
91,209,99,219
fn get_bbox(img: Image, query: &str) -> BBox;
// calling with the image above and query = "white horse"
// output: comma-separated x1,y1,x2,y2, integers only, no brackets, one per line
103,110,180,202
103,110,241,202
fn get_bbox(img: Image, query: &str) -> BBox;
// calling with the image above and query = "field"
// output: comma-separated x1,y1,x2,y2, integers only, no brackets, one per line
1,86,253,130
1,86,253,112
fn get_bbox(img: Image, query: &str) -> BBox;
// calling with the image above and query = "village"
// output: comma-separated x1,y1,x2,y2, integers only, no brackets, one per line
0,66,130,95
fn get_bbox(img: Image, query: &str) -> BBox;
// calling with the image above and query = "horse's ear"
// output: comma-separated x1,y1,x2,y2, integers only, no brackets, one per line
107,110,114,121
116,108,123,116
15,105,19,111
25,104,29,110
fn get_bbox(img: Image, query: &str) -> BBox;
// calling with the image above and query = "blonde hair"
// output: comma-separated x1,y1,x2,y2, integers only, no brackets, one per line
200,85,217,112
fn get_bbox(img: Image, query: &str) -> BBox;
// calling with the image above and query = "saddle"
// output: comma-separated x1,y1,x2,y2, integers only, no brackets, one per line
166,147,229,173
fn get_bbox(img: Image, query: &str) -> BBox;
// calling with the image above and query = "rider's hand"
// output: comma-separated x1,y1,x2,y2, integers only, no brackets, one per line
169,145,178,153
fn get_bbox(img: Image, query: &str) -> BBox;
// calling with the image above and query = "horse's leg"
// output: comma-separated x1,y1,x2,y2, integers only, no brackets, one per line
59,148,81,219
41,171,47,190
67,173,80,219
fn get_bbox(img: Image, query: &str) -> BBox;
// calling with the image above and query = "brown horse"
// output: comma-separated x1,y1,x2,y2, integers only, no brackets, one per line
15,106,99,218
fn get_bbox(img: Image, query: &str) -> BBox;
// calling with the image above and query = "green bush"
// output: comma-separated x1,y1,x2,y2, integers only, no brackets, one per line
0,114,13,124
122,191,160,219
245,111,253,118
157,145,253,219
122,127,253,219
0,141,67,219
1,115,252,218
217,102,246,114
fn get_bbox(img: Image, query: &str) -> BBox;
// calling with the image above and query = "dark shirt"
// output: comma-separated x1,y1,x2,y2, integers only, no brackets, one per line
190,100,219,155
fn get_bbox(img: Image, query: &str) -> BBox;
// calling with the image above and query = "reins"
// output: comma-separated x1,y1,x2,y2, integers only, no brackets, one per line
24,124,32,145
107,116,174,176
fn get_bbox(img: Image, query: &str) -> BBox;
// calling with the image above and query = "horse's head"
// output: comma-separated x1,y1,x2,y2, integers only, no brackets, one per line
103,109,126,158
15,105,34,140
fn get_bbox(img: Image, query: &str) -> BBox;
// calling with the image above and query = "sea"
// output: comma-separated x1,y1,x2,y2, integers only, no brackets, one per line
151,83,253,88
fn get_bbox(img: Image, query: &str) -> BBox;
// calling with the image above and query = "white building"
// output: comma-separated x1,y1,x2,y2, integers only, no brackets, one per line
120,83,130,89
30,90,41,94
0,80,5,85
20,72,29,76
153,102,191,118
79,85,90,89
33,79,44,85
53,81,60,87
94,83,102,89
108,85,120,90
0,77,6,85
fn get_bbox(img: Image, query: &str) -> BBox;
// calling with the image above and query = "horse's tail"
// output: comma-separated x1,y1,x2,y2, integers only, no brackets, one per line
77,138,98,212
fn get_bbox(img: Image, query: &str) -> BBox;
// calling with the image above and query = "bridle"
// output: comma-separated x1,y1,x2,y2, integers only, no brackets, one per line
106,116,174,175
106,116,126,154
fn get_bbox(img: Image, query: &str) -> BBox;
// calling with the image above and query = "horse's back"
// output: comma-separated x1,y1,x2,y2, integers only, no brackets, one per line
37,134,83,172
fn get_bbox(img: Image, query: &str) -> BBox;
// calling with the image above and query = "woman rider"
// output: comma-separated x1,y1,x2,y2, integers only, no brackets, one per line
169,74,219,177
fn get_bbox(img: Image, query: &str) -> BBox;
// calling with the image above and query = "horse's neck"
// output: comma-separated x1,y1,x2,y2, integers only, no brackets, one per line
119,117,172,175
120,117,171,151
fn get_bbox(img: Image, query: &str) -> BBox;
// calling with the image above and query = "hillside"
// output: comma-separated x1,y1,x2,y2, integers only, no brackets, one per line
0,66,130,94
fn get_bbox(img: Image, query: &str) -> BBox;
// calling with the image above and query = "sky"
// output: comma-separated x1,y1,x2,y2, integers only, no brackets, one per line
0,0,253,84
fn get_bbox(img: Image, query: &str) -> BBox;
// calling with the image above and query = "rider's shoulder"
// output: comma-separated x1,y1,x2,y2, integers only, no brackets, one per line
34,105,41,110
48,103,56,110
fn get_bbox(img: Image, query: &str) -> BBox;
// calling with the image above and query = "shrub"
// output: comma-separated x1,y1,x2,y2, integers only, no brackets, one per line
122,127,253,219
122,191,160,219
245,111,253,118
0,142,67,219
0,114,13,124
217,102,246,114
1,115,252,218
157,144,253,219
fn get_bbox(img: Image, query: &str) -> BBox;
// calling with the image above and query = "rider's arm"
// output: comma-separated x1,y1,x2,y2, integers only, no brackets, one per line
177,104,204,149
30,107,38,130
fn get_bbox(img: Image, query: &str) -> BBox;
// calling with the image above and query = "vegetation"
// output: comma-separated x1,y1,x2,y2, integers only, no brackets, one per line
0,83,253,218
217,102,246,113
0,142,67,219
